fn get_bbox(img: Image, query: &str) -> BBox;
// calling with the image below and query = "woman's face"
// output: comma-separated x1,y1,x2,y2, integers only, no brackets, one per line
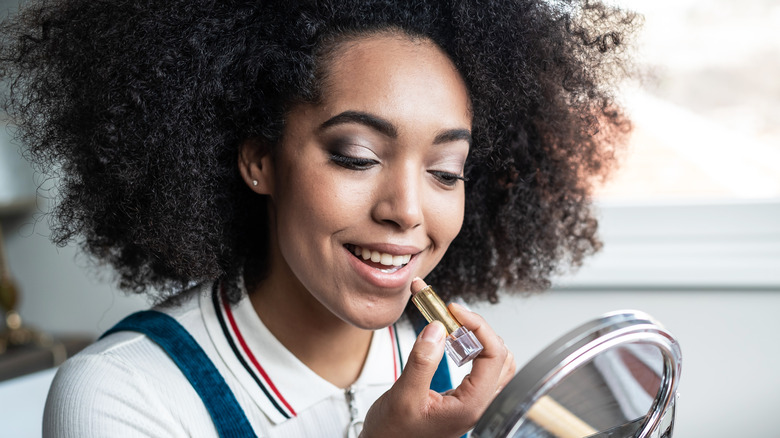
254,34,471,330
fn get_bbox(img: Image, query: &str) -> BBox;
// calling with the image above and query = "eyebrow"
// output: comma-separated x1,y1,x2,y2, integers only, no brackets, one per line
319,111,398,138
319,110,472,146
433,129,472,146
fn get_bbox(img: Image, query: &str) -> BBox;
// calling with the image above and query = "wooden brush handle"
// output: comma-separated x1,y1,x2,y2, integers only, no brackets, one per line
525,395,598,438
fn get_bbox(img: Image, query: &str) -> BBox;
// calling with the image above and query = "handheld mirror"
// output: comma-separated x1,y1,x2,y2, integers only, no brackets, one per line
473,310,682,438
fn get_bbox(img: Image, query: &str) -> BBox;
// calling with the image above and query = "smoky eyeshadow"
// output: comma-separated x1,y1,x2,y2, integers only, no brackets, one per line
323,134,377,157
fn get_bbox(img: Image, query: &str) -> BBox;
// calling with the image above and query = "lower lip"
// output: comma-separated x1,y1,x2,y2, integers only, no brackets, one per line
344,248,418,290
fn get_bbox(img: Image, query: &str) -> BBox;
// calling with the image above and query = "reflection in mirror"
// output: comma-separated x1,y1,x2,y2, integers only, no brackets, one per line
519,344,663,437
473,310,681,438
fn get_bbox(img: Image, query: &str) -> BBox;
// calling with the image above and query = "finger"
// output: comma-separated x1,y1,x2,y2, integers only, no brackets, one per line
394,320,447,401
493,336,516,390
496,348,516,393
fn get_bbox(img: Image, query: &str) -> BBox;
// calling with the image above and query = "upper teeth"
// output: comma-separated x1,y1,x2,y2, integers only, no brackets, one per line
352,245,412,267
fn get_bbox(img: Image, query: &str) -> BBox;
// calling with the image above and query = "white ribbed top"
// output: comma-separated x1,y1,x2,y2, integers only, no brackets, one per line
41,282,462,437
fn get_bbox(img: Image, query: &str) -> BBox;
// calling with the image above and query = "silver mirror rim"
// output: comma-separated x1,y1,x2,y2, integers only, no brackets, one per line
472,309,682,438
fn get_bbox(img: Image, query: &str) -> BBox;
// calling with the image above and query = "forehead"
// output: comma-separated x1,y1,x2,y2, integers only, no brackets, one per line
316,34,472,125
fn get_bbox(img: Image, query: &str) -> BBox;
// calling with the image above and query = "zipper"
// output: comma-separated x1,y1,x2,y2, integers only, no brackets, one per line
345,386,363,438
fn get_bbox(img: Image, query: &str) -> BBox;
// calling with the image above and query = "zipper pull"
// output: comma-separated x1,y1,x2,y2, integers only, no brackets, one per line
345,386,364,438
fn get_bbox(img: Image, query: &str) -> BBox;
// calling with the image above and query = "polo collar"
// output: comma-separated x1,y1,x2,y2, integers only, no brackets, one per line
201,281,405,425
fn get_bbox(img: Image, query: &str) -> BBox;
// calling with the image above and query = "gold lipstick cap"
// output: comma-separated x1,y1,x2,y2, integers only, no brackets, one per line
411,285,461,335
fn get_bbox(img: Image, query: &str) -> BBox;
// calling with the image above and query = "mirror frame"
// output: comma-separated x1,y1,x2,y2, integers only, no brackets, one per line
473,310,682,438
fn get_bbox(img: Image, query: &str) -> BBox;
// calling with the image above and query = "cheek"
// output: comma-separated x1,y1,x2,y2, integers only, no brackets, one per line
275,164,364,243
427,189,465,245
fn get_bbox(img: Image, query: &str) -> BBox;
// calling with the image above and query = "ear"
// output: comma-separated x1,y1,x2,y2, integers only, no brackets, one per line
238,138,274,196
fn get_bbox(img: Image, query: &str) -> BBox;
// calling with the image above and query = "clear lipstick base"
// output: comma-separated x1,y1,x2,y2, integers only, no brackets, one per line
445,326,484,367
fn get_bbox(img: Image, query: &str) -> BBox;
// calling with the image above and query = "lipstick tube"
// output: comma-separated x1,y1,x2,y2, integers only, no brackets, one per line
411,281,483,366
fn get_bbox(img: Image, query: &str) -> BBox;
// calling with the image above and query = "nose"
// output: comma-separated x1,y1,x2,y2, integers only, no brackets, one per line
371,165,424,230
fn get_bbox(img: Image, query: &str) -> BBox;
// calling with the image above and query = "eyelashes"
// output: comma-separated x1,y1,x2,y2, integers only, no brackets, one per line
428,170,468,186
328,151,467,187
328,152,378,170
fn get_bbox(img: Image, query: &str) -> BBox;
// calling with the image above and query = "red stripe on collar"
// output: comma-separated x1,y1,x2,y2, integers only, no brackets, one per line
220,289,298,417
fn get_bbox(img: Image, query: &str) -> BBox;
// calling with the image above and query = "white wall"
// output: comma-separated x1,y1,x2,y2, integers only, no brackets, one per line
3,212,149,336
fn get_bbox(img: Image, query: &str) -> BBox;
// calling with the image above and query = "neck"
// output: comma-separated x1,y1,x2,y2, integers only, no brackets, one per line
247,271,373,389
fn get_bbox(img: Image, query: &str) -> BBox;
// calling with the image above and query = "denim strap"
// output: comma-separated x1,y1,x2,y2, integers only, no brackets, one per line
101,310,256,438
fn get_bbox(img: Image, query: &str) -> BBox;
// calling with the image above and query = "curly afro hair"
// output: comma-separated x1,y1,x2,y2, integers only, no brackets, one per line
1,0,637,306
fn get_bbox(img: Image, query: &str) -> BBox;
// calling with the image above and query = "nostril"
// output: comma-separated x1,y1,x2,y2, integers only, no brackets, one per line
371,182,424,230
381,217,421,230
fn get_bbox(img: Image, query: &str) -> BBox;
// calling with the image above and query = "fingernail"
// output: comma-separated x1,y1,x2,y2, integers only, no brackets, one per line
449,302,471,315
451,298,473,312
421,321,445,342
411,277,427,294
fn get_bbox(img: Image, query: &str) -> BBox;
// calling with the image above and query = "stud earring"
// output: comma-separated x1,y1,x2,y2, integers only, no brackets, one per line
252,180,258,186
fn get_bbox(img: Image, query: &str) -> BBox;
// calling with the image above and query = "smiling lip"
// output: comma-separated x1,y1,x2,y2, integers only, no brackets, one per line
344,243,422,289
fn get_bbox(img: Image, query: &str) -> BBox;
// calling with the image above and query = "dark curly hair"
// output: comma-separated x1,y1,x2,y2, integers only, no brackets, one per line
0,0,637,307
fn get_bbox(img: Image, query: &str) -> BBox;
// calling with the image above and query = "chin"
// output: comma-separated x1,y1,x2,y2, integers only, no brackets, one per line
344,305,406,331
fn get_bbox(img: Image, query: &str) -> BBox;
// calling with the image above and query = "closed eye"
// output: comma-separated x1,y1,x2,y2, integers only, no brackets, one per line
329,152,379,170
428,170,468,186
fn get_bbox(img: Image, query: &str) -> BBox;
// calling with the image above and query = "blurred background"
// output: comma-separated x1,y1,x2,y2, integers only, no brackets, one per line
1,0,778,436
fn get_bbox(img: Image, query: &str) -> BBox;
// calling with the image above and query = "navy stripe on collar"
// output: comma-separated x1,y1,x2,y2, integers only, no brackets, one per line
211,282,294,419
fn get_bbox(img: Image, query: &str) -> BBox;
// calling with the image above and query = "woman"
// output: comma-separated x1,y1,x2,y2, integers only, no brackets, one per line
0,1,636,436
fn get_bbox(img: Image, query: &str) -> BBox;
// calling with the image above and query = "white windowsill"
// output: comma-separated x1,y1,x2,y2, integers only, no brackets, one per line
554,199,780,290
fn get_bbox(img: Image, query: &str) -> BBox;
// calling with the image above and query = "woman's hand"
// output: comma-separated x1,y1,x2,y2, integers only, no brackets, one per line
360,304,516,438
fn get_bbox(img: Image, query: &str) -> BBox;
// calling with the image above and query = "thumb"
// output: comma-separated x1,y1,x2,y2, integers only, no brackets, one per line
395,321,447,399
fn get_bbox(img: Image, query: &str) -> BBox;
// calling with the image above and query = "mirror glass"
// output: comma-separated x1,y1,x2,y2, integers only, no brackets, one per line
516,344,663,437
473,310,681,438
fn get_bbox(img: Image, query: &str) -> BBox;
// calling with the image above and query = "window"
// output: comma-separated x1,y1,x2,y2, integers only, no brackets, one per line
559,0,780,290
598,0,780,202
